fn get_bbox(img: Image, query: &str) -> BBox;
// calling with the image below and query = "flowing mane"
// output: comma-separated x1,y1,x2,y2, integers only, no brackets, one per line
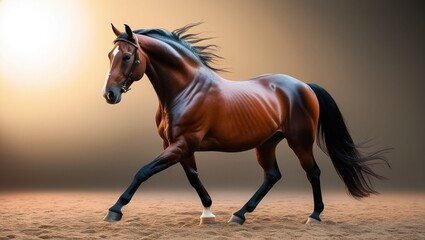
117,23,224,72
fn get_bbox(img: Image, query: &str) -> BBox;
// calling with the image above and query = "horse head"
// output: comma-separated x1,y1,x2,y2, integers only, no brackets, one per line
103,24,148,104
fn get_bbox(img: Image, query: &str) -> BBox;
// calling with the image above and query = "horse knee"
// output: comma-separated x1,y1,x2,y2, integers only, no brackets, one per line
186,169,199,188
185,169,212,207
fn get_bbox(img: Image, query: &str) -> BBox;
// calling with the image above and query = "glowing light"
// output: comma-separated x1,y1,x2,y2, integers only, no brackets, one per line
0,0,88,89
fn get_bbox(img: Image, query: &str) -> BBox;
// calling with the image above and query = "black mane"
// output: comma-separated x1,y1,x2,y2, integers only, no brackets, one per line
121,23,224,72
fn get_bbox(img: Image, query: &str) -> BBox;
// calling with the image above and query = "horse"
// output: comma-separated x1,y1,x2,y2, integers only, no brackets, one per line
102,23,389,225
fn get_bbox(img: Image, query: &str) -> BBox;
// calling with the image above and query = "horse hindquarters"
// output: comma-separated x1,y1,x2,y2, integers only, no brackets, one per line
284,86,324,222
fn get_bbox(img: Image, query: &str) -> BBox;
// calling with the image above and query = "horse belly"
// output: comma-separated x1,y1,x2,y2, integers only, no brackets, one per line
199,91,283,152
199,128,279,152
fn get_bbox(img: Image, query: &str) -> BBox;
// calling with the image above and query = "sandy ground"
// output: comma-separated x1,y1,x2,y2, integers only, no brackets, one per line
0,191,424,239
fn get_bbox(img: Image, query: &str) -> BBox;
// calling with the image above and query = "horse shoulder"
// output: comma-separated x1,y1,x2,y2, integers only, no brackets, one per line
159,80,218,146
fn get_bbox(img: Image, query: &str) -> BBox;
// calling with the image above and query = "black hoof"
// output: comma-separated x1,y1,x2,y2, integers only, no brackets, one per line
309,212,322,222
227,214,245,225
104,210,123,222
306,212,321,224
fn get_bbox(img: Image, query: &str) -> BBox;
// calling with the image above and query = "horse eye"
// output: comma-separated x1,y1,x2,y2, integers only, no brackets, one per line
123,55,131,62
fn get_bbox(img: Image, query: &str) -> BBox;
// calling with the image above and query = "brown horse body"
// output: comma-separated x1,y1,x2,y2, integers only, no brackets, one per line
157,70,318,153
102,24,388,225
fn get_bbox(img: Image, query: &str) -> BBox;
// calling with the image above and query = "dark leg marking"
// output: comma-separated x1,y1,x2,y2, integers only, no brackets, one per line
229,136,282,224
292,146,324,222
104,144,186,221
181,156,212,208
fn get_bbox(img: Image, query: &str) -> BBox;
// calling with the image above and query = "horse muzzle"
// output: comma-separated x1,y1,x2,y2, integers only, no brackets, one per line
104,87,122,104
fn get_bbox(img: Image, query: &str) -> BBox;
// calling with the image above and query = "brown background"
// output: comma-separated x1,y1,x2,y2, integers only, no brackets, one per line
1,0,424,192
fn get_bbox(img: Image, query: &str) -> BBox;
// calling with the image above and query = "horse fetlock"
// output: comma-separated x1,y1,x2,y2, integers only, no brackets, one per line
109,204,123,214
119,194,132,205
308,208,323,223
201,197,212,208
315,202,324,213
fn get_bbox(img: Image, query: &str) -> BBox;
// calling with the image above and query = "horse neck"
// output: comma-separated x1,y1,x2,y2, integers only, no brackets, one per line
136,34,200,106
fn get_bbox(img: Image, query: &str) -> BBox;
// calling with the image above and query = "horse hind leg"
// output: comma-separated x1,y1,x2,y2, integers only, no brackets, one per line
289,140,324,224
228,134,283,225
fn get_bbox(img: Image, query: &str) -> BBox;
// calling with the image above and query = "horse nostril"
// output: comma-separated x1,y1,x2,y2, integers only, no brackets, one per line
107,91,115,101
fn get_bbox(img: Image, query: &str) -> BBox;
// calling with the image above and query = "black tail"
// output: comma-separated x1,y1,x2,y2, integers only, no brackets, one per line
307,83,390,199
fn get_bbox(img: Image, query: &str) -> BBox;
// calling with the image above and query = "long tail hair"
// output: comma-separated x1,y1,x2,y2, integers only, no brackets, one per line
307,83,390,198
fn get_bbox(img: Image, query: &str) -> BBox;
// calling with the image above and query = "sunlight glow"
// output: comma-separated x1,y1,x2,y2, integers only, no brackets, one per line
0,0,88,89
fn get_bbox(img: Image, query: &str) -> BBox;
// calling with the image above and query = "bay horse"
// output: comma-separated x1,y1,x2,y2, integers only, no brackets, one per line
102,23,389,225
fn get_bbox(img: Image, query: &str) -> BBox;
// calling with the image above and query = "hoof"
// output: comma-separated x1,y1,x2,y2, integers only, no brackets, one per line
227,214,245,225
104,210,123,222
305,216,321,224
200,217,216,224
200,207,216,225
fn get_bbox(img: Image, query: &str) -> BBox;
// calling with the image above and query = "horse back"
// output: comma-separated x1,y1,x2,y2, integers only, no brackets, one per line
198,74,317,152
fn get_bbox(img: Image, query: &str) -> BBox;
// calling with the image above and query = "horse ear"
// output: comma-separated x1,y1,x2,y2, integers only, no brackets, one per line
111,23,121,37
124,24,134,40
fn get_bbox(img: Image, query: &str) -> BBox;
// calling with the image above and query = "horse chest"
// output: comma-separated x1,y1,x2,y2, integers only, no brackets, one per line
157,112,171,142
157,109,202,143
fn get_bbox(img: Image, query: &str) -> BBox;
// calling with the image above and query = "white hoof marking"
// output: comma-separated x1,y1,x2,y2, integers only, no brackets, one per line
200,207,216,224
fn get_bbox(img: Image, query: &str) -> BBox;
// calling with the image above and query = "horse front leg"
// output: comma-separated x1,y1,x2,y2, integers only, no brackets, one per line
180,156,215,224
104,141,190,222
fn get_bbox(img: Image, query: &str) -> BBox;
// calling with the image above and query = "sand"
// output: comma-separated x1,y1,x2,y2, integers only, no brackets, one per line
0,190,424,239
